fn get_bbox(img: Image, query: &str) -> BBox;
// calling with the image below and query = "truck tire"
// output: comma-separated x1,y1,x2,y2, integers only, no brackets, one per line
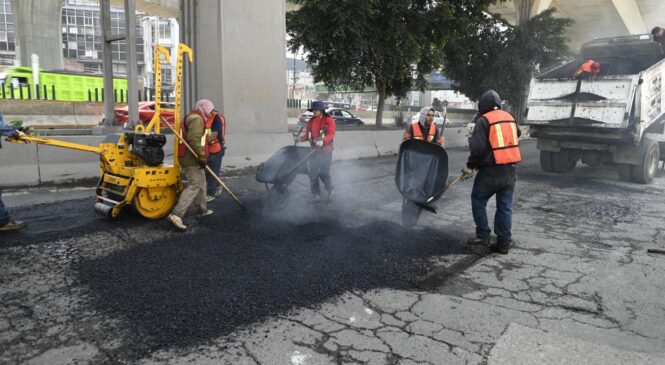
631,138,659,184
551,150,576,174
540,151,555,172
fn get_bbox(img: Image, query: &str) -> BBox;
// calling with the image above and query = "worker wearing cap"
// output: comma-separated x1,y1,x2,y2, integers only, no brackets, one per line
461,90,521,254
652,27,665,54
168,99,214,230
0,114,26,232
296,100,336,202
403,106,444,145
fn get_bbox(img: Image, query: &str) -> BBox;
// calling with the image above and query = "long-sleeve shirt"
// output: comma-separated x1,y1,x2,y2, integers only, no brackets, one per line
299,114,336,152
179,112,206,167
0,115,16,137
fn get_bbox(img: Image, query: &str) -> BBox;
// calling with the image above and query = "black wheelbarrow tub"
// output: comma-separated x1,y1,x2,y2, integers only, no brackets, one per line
256,146,313,185
395,139,449,205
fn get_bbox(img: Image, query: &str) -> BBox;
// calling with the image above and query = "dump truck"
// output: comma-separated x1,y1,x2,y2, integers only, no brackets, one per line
525,34,665,183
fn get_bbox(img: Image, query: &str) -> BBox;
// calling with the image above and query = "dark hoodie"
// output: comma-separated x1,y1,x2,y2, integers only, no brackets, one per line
466,90,520,169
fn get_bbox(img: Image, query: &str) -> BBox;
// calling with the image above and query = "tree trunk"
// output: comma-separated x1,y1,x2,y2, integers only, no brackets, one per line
375,81,387,127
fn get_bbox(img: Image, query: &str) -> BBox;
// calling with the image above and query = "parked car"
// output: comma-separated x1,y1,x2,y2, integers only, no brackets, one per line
298,108,364,125
410,110,448,126
297,111,313,124
115,101,177,127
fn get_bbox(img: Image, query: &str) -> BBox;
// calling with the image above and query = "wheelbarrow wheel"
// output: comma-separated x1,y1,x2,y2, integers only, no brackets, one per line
265,184,288,211
401,198,422,227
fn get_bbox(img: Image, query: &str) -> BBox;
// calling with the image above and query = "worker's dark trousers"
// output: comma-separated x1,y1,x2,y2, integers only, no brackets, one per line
0,189,9,226
308,150,333,196
206,150,225,196
471,164,517,246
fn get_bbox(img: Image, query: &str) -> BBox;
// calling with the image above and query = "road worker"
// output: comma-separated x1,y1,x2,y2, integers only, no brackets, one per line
296,100,336,202
403,106,444,145
167,99,214,230
462,90,521,254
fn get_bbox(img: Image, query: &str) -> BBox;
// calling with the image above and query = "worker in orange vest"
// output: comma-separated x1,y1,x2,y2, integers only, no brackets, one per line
205,109,226,202
403,107,444,145
296,101,336,202
462,90,521,254
573,59,601,79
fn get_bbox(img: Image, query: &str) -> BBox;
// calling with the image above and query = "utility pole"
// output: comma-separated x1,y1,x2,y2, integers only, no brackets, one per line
101,0,116,126
291,56,297,100
125,0,138,128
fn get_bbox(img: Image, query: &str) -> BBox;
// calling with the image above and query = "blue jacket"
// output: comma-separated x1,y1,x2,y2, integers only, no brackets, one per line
0,114,17,137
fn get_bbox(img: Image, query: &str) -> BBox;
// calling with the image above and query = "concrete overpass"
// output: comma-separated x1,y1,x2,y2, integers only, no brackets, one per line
489,0,665,50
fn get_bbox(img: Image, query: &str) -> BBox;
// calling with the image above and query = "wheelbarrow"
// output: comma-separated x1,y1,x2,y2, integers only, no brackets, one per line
395,139,463,226
256,132,315,210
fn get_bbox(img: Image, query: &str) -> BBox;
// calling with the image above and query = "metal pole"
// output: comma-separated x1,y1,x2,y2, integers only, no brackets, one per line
125,0,138,129
101,0,116,126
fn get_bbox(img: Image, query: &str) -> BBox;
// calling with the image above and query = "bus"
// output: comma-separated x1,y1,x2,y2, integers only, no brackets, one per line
0,66,128,101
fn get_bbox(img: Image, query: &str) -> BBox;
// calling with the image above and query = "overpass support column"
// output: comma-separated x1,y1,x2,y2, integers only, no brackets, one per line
11,0,64,70
514,0,552,25
180,0,288,133
610,0,647,35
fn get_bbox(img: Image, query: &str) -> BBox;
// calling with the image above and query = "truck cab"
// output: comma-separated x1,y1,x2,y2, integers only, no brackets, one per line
525,34,665,183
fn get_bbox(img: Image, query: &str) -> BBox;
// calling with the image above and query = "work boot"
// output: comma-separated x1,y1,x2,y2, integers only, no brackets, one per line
490,240,512,255
167,214,187,231
467,236,490,246
196,209,214,218
327,189,335,201
0,220,26,232
310,194,321,203
206,195,216,203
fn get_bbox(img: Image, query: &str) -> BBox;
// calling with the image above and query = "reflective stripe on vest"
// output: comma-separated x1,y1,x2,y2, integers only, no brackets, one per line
178,110,206,158
412,121,437,142
204,111,222,155
483,110,522,165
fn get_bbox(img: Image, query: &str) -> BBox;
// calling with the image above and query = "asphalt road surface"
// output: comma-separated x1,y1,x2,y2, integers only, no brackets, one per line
2,140,665,364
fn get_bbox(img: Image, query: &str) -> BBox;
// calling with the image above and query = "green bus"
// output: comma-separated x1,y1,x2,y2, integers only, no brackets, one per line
0,66,127,101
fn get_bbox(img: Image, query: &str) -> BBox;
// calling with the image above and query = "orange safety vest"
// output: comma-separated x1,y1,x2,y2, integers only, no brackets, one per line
411,121,443,144
178,110,206,158
204,111,223,155
483,110,521,165
573,60,600,78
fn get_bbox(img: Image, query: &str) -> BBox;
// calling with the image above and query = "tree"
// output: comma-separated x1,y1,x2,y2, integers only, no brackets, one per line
441,8,572,121
286,0,496,126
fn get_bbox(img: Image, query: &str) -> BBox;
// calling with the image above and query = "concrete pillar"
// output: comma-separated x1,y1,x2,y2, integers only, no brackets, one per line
181,0,288,133
514,0,552,25
611,0,647,35
11,0,64,70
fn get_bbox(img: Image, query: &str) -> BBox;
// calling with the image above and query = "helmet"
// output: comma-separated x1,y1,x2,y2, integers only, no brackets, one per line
308,100,326,112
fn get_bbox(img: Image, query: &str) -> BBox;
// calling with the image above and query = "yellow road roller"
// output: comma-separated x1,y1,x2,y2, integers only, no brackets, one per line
8,44,193,219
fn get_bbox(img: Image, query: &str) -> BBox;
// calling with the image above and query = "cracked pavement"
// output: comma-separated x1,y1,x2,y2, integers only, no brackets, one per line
1,140,665,364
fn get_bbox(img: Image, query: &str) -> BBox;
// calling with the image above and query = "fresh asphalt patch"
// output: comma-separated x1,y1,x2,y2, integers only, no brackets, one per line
73,197,473,359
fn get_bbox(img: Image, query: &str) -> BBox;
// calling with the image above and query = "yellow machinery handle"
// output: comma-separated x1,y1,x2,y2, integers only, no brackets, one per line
8,134,102,154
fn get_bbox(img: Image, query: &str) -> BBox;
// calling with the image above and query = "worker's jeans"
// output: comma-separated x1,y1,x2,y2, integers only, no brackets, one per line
206,151,224,196
172,165,207,218
308,150,333,196
0,189,9,226
471,165,516,246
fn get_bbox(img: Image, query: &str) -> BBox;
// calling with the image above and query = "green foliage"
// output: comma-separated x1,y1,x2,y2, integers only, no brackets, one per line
10,120,23,128
442,8,572,110
287,0,497,125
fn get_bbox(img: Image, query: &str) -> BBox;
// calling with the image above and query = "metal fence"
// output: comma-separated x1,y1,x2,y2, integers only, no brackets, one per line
0,83,58,101
86,87,173,103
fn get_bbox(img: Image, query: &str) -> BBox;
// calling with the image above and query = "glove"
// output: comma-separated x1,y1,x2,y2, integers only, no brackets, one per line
461,166,476,180
198,155,208,168
315,140,324,148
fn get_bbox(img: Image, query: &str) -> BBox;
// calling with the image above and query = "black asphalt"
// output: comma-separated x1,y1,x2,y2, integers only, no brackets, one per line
2,140,651,362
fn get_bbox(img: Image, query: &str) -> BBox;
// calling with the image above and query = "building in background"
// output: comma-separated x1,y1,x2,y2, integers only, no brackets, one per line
0,0,178,94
